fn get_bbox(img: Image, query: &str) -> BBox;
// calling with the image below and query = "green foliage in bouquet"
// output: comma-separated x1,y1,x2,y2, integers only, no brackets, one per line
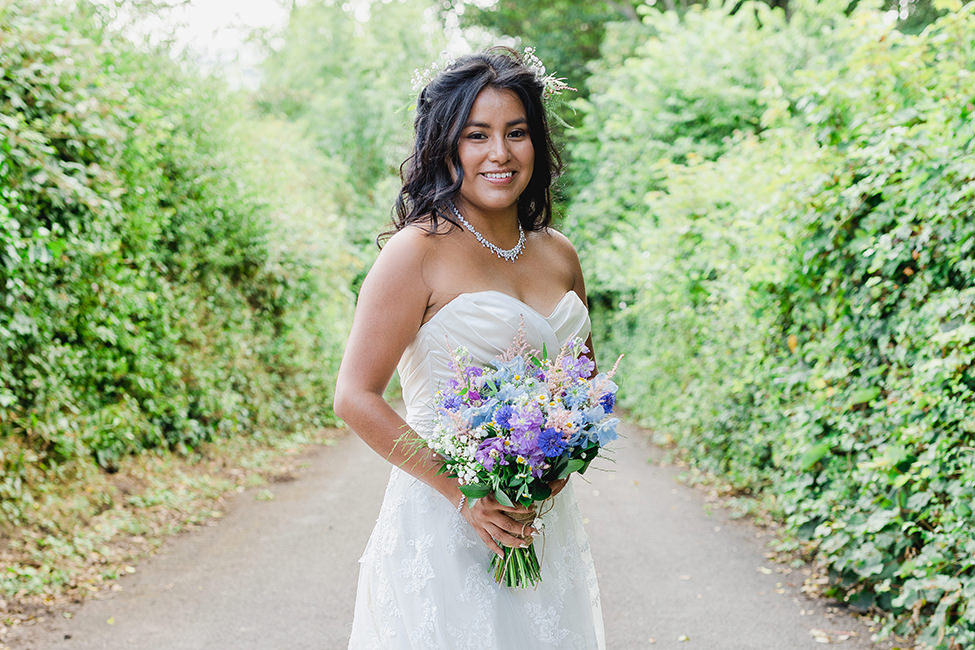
567,0,975,646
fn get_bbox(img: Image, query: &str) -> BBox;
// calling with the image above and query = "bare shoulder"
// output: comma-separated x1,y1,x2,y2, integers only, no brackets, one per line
371,224,439,279
531,227,587,301
539,227,581,260
532,227,583,272
380,223,438,257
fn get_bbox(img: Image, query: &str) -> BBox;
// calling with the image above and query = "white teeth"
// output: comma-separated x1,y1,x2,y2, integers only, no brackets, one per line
483,172,513,179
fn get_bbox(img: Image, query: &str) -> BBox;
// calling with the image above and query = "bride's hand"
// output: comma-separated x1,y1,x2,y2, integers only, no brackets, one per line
461,495,536,558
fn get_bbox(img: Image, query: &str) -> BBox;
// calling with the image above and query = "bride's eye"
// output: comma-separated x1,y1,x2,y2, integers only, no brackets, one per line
508,129,528,138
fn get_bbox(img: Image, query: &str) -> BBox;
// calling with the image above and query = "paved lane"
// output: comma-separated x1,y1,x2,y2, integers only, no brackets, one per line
9,422,891,649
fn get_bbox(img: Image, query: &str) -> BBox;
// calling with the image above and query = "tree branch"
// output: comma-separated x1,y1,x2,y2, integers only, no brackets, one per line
604,0,641,21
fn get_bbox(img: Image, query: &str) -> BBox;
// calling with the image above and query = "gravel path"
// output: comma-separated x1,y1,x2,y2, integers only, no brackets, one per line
7,421,892,650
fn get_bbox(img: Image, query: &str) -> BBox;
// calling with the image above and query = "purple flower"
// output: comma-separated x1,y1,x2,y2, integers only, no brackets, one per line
475,437,508,471
468,390,482,402
510,403,543,435
506,433,547,477
464,366,484,379
538,427,568,457
599,392,616,413
562,354,595,380
508,429,539,457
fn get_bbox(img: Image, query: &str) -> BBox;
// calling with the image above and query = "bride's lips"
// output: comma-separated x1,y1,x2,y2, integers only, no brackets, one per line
480,171,516,186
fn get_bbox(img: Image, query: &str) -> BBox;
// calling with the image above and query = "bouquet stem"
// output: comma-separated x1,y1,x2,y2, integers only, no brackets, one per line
492,543,541,588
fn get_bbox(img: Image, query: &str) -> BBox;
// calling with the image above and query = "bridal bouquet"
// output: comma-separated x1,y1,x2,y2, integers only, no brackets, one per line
427,328,621,588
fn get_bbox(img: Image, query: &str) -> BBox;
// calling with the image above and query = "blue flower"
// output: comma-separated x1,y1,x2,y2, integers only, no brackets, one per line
490,356,526,383
496,383,524,402
562,381,589,409
493,404,513,429
442,394,462,411
599,392,616,413
592,417,619,445
464,399,498,428
581,405,606,427
538,427,568,457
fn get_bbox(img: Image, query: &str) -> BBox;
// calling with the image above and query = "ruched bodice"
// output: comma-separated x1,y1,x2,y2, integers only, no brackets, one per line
397,290,591,434
349,290,604,650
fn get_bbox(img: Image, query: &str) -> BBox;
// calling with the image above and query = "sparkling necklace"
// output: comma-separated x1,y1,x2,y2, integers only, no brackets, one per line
448,202,526,263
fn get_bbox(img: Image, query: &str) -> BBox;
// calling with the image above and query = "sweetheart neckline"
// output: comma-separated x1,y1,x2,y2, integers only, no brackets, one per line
418,290,583,332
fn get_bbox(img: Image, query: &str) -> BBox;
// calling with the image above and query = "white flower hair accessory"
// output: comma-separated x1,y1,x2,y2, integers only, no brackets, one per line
410,47,575,101
411,54,451,94
520,47,575,100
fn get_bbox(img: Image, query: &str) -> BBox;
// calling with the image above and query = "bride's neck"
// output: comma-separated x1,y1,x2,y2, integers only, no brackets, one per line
453,202,521,244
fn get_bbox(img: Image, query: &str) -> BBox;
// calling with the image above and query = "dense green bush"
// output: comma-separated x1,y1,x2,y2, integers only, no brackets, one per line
563,0,852,292
0,0,352,527
570,0,975,646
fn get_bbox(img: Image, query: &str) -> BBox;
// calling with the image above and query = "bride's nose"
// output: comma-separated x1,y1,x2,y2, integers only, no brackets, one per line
488,136,511,163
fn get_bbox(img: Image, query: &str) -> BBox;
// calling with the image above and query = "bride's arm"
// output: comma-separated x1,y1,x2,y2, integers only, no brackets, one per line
333,228,532,556
333,228,431,473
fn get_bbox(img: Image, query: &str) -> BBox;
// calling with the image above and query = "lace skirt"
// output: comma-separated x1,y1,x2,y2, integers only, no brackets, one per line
348,466,605,649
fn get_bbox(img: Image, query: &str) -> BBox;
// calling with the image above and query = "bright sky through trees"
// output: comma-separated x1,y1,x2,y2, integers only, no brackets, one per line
114,0,291,86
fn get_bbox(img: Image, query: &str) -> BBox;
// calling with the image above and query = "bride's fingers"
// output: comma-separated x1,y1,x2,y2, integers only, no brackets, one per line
473,504,532,536
468,504,532,543
471,499,528,524
485,522,530,550
463,506,519,556
474,527,504,557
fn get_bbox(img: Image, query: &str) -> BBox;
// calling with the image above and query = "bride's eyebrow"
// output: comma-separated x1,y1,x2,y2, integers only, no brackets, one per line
464,118,528,128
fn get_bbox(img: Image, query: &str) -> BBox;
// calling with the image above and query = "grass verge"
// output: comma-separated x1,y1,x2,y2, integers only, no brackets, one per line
0,428,339,644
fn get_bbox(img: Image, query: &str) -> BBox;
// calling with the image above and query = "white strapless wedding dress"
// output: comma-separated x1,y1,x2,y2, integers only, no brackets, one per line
348,290,605,650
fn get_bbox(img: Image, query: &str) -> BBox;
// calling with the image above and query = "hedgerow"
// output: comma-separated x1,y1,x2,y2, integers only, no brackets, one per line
0,0,351,538
569,0,975,646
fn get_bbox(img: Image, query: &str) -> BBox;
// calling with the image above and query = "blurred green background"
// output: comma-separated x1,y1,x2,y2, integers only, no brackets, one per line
2,0,974,646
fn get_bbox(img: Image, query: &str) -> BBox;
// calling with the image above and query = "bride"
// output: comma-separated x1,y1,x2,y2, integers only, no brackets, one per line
334,47,605,649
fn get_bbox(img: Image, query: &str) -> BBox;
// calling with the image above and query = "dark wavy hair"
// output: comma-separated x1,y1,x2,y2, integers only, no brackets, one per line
382,47,563,244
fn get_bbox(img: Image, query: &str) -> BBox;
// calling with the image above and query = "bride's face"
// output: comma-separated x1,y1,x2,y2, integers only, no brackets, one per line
454,87,535,219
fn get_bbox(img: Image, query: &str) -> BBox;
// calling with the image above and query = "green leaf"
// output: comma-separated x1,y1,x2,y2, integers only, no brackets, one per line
799,441,832,471
529,481,552,501
459,483,490,499
559,458,586,479
493,487,515,507
848,386,880,406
